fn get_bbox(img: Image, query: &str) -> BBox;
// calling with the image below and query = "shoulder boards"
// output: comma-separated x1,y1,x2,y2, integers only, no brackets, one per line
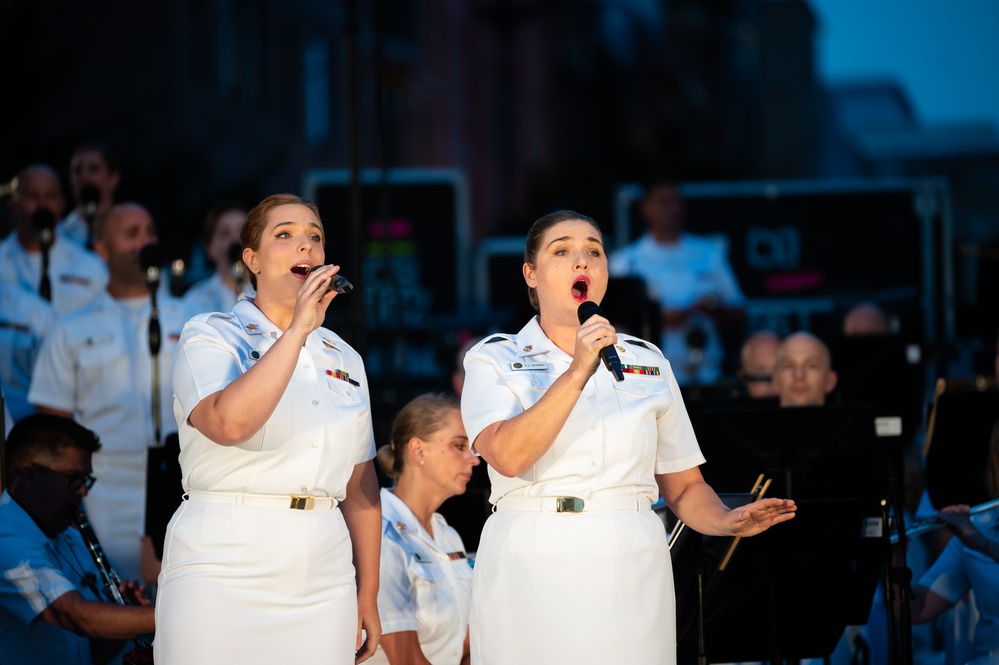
625,339,649,349
485,336,511,344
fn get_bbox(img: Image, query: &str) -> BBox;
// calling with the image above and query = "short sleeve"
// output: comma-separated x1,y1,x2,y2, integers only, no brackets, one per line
0,532,76,624
171,318,243,422
654,360,706,474
460,345,522,454
711,244,746,306
352,359,377,465
27,320,76,414
377,538,419,635
917,538,970,604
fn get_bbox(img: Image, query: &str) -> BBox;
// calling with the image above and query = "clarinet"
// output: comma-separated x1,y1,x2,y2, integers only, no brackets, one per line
75,509,128,604
75,509,154,662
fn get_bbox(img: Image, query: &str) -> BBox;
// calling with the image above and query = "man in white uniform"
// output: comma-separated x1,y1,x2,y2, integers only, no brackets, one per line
610,179,745,385
28,203,188,582
0,164,108,315
57,142,121,247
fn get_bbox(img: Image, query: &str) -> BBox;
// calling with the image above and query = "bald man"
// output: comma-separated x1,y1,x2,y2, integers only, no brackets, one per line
843,302,890,336
0,165,107,314
28,203,190,582
773,332,838,407
738,330,781,399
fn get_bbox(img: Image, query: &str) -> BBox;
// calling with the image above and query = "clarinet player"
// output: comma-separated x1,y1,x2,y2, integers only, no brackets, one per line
0,414,154,665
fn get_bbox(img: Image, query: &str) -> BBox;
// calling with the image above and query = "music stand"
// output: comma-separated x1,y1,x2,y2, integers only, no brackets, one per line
923,380,999,509
831,335,924,443
692,404,892,502
673,498,883,663
145,433,184,560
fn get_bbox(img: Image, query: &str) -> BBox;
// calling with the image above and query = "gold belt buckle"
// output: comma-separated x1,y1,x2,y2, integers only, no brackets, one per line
555,497,584,513
290,496,315,510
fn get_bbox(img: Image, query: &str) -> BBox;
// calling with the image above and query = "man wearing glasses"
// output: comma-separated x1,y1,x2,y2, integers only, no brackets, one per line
0,414,153,665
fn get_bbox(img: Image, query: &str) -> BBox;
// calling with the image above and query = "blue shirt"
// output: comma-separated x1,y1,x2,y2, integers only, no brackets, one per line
0,491,102,665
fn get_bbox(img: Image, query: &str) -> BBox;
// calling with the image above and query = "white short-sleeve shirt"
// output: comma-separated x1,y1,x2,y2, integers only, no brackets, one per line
461,317,705,505
609,232,745,385
0,283,54,422
0,234,108,315
171,298,376,497
27,291,186,453
369,488,472,665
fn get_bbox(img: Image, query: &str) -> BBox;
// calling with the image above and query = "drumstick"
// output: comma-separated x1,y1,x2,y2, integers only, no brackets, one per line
718,478,772,571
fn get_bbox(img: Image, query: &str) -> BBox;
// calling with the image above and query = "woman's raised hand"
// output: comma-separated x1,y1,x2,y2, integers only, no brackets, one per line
571,312,618,377
289,264,340,336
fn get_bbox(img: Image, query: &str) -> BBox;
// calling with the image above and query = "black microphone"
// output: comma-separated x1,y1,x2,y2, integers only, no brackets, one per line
31,208,56,250
577,301,624,382
227,241,245,282
139,244,164,289
31,209,56,301
79,184,101,219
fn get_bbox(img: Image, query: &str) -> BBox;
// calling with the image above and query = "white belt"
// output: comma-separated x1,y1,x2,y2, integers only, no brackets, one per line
495,496,652,513
186,490,338,510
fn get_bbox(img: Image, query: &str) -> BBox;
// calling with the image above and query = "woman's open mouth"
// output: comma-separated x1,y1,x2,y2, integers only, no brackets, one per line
290,263,313,277
571,276,590,302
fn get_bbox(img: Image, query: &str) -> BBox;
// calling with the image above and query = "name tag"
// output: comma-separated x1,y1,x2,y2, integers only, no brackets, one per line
510,361,547,371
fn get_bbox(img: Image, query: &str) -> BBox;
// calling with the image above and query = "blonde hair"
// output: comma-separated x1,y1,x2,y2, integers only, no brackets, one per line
376,393,460,479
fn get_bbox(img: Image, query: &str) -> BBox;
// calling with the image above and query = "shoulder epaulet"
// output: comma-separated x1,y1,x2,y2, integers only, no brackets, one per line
484,335,512,344
625,339,649,350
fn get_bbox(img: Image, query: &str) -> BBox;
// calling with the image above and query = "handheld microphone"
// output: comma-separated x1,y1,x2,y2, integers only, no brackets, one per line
577,301,624,382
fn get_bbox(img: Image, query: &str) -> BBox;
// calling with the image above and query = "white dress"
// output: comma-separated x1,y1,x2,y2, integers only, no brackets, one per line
367,488,473,665
154,299,376,665
461,317,705,665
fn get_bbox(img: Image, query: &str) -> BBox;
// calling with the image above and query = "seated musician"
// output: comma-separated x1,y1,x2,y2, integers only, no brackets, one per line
0,414,154,665
910,422,999,665
772,331,837,407
369,394,478,665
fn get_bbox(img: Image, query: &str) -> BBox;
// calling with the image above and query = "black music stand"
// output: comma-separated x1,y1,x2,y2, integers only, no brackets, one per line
692,404,892,502
831,335,924,443
923,383,999,510
672,498,884,663
145,433,183,560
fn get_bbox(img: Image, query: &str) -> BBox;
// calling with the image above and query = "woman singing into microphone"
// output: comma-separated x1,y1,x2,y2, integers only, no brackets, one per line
155,194,381,664
460,210,796,665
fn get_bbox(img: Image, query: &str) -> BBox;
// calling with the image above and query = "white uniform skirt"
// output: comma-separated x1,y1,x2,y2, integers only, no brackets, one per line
154,495,357,665
470,509,675,665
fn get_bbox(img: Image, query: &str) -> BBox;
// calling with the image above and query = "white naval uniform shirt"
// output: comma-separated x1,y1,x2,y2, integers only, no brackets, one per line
56,209,89,246
171,298,375,497
609,232,745,385
461,316,705,506
0,234,108,315
26,290,188,581
369,488,472,665
0,283,54,422
182,272,252,319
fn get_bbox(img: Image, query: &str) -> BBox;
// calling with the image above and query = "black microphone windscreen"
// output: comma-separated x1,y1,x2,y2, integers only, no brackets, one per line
139,244,165,271
31,208,57,233
79,184,101,207
577,300,603,325
227,241,243,265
